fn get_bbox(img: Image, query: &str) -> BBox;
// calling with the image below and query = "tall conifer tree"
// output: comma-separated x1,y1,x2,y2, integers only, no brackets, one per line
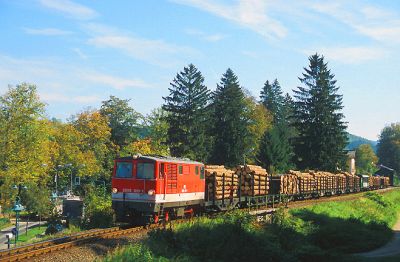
260,79,284,122
210,68,248,166
258,79,294,173
292,54,347,171
162,64,211,161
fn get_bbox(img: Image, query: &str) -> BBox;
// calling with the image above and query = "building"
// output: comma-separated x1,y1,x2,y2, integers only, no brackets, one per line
346,150,356,175
374,165,395,186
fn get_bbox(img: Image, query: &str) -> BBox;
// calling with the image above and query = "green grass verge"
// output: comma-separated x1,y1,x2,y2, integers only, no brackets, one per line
102,189,400,262
22,224,82,244
0,218,11,230
17,226,46,243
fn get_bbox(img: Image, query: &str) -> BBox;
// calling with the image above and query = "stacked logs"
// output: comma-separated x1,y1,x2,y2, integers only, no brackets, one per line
279,174,299,195
288,170,316,193
369,176,381,188
234,165,269,196
341,172,361,191
383,177,390,187
205,165,238,200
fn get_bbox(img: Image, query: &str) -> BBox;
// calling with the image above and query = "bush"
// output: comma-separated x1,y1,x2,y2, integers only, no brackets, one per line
0,217,10,229
83,186,114,229
102,244,170,262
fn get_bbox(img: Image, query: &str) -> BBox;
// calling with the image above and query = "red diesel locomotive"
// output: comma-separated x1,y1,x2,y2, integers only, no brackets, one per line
112,155,205,224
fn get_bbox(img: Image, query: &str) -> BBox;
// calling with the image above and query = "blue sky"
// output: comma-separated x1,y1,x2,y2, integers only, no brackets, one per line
0,0,399,140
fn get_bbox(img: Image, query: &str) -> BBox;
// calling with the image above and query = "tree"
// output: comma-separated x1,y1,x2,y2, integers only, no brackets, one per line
244,95,272,163
260,79,284,122
258,79,295,173
72,110,115,177
0,83,51,184
355,144,378,175
377,123,400,173
23,183,52,226
143,108,170,155
100,96,141,149
48,120,100,192
162,64,211,161
292,54,348,171
258,125,294,173
210,68,249,166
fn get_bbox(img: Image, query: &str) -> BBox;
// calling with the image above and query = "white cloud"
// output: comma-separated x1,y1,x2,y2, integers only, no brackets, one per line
185,28,227,42
305,46,386,64
309,2,400,44
85,23,199,67
72,48,87,59
173,0,287,40
39,93,101,104
23,27,72,36
81,71,152,90
0,54,154,102
38,0,97,20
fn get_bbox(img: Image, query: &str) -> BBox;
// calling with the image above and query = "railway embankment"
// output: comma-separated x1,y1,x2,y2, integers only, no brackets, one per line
102,188,400,262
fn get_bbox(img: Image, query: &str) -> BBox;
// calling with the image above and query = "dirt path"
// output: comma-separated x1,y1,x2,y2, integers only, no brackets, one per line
358,217,400,258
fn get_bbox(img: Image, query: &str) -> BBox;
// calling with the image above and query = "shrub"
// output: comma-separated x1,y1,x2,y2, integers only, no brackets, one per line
83,186,114,229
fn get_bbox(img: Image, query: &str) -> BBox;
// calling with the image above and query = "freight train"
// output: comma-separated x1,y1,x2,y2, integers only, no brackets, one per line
111,155,390,224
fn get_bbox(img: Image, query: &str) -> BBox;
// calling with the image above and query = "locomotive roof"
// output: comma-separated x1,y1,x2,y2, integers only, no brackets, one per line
116,155,204,165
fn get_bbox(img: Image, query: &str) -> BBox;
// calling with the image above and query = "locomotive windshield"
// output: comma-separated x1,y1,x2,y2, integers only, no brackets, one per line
116,162,133,178
137,163,154,179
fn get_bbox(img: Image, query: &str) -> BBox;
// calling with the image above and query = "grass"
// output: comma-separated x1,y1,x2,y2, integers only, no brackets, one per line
23,224,82,244
102,189,400,262
0,217,11,230
17,226,46,243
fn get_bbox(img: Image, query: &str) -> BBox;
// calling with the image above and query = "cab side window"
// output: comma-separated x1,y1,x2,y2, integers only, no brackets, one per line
178,165,183,175
159,163,165,179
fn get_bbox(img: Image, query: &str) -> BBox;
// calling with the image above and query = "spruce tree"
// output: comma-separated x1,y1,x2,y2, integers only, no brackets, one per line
258,125,294,173
258,80,294,173
260,79,284,122
162,64,211,161
210,68,249,166
292,54,347,171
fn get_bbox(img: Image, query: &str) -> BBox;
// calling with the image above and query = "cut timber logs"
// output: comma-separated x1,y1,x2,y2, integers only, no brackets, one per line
234,165,269,196
205,165,238,200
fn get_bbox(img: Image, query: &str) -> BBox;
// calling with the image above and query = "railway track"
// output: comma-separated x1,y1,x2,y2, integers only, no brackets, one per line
0,226,149,262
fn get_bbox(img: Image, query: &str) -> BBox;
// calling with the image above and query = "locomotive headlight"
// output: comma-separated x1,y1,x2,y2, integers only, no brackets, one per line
112,188,118,193
147,189,155,195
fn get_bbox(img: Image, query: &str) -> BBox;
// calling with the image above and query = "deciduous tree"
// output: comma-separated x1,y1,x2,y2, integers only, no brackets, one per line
355,144,378,175
100,96,141,149
377,123,400,173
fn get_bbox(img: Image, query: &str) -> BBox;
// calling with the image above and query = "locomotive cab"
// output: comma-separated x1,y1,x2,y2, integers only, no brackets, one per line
112,155,205,224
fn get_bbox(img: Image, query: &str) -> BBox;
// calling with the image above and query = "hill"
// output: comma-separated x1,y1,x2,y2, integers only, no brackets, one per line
347,133,377,152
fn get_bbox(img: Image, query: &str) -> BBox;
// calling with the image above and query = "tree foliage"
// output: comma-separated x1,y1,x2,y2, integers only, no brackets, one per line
144,108,170,156
377,123,400,173
258,79,295,173
355,144,378,175
292,54,347,171
244,95,272,163
163,64,211,161
260,79,284,122
210,69,249,166
100,96,141,149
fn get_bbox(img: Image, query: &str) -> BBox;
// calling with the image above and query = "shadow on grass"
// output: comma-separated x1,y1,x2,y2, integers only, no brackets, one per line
291,209,393,254
137,210,393,262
